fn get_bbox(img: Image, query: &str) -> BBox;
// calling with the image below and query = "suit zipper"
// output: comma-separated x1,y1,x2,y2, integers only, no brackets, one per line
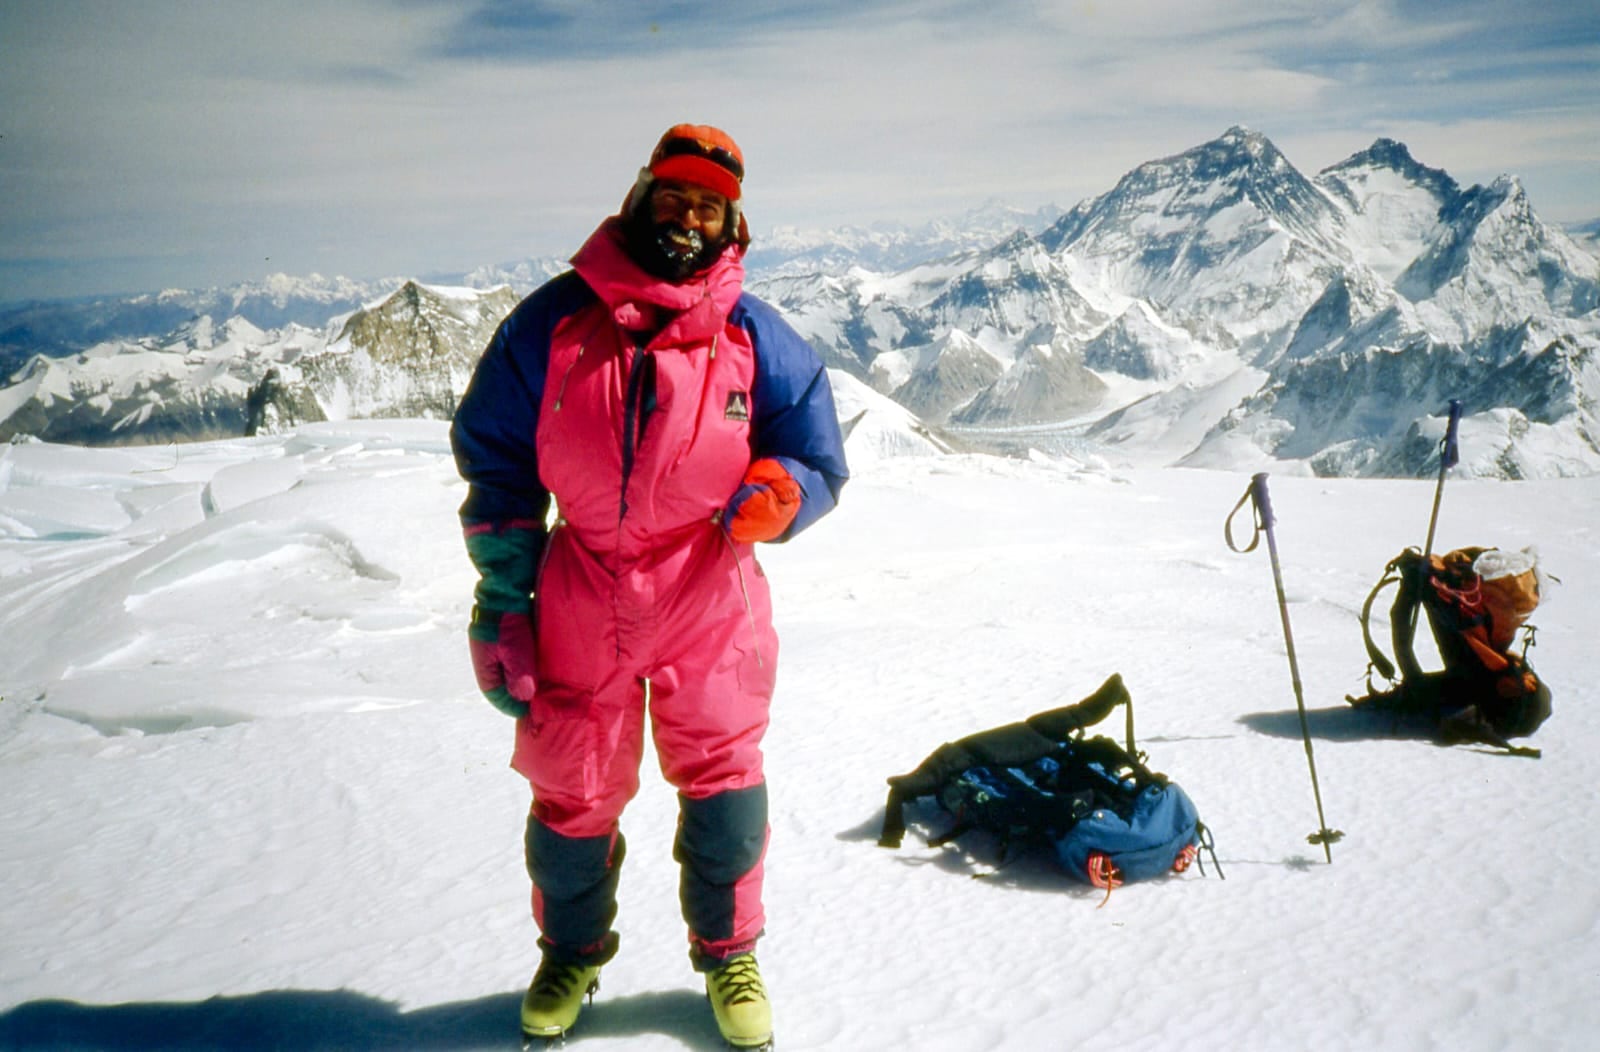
552,344,584,411
619,348,650,524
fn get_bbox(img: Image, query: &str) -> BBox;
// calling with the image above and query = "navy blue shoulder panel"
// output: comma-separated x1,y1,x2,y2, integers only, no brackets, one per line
449,271,595,524
731,292,850,539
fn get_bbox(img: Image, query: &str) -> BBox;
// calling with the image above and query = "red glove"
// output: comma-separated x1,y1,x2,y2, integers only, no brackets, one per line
468,607,536,718
724,458,802,543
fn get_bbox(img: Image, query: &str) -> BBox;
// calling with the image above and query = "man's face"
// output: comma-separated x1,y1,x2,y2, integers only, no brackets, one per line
650,180,729,257
624,178,735,281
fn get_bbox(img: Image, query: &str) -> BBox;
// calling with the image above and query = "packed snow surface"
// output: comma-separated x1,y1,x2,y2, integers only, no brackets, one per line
2,420,1597,1050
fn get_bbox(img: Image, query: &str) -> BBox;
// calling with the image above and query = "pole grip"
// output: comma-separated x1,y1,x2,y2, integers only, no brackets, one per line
1249,472,1275,530
1441,399,1462,470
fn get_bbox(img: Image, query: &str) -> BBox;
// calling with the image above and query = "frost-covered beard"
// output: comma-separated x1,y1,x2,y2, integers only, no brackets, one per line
624,205,724,282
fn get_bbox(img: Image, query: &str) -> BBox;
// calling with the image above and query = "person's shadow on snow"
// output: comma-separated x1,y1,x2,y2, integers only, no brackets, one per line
1237,702,1437,743
0,987,725,1050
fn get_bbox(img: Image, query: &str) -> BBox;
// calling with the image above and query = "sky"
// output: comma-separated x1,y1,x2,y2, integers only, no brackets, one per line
2,0,1598,304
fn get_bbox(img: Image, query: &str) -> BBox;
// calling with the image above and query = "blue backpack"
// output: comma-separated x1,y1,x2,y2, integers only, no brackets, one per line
879,675,1219,890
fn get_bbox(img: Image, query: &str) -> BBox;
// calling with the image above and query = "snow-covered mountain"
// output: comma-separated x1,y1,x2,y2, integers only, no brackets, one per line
1081,300,1217,382
0,316,322,446
0,273,403,376
1041,126,1352,358
455,257,571,296
1183,158,1600,479
4,129,1598,478
828,370,960,462
1566,218,1600,259
749,228,1110,427
885,330,1006,424
0,265,575,381
0,282,518,445
297,281,520,423
1316,138,1461,283
765,127,1600,479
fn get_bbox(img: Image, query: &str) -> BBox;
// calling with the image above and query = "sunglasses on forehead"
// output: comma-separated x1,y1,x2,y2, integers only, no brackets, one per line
655,137,744,181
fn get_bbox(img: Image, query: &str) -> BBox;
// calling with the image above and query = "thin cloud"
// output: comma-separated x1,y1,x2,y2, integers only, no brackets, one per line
423,0,932,61
1,0,1595,302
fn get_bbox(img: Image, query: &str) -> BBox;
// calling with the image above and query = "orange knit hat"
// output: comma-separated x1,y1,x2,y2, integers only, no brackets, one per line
647,124,744,201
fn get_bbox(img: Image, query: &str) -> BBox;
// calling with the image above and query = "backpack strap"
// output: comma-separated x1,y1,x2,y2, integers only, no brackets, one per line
879,723,1056,848
1023,674,1129,742
1389,553,1430,685
879,674,1134,849
1358,549,1425,689
878,785,912,849
879,740,980,848
1359,562,1403,684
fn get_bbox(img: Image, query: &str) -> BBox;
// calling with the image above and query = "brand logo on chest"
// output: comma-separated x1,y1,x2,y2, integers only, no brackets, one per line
724,390,751,422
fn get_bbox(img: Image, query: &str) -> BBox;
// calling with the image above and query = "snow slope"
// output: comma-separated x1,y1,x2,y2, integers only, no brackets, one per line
2,421,1597,1051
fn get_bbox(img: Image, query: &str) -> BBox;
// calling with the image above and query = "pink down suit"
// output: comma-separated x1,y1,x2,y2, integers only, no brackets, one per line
451,217,848,969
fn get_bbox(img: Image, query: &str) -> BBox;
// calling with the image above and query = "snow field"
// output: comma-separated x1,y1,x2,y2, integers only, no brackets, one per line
2,421,1597,1050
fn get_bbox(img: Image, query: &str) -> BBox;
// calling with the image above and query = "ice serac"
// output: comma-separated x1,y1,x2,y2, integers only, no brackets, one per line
829,369,957,463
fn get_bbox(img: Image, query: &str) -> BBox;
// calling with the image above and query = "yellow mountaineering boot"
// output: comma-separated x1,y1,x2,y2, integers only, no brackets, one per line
705,953,773,1049
520,956,601,1042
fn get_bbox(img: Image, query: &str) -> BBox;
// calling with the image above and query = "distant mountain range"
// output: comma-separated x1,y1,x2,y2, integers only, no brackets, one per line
752,127,1600,477
3,128,1598,479
0,283,517,445
0,207,1058,374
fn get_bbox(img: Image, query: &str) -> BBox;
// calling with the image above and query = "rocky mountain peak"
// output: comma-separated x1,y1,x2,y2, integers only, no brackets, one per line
1398,173,1600,326
1046,127,1342,253
1320,138,1461,206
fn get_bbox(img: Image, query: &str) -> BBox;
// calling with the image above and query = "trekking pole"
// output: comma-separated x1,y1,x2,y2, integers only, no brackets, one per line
1226,473,1343,863
1421,399,1463,560
1404,399,1464,668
